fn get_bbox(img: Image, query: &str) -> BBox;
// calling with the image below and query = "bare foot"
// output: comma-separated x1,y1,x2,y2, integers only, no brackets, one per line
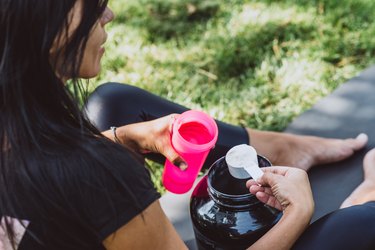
340,148,375,208
246,129,368,171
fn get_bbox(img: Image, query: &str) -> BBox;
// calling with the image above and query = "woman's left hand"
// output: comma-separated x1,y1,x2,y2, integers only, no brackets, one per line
103,114,188,170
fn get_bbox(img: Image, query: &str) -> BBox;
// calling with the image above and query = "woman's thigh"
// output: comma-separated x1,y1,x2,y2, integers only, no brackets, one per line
85,82,249,167
293,201,375,250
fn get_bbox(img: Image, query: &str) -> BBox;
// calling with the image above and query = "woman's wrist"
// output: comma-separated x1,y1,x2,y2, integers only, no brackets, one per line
114,124,143,150
247,201,314,250
284,201,314,225
102,125,139,150
110,126,121,143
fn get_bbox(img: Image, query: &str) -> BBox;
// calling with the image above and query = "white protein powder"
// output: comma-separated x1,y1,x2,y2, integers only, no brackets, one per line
225,144,264,180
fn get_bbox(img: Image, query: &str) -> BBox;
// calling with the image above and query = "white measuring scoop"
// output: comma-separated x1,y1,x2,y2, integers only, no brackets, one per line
225,144,264,180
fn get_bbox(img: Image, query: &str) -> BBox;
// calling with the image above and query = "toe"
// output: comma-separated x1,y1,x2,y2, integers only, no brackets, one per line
364,148,375,165
363,148,375,179
347,133,368,151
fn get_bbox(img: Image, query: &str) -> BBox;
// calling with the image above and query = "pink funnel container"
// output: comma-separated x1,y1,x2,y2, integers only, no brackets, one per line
162,110,218,194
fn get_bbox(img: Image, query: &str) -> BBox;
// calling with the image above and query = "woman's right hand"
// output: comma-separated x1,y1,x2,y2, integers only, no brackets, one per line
246,167,314,215
246,167,314,250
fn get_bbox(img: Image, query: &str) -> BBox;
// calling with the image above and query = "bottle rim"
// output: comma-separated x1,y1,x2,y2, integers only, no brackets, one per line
206,155,271,209
172,110,218,152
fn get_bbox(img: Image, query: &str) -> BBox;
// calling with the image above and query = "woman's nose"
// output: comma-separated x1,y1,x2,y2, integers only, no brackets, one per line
101,7,114,25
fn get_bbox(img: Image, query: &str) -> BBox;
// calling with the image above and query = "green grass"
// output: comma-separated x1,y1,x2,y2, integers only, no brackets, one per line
91,0,375,193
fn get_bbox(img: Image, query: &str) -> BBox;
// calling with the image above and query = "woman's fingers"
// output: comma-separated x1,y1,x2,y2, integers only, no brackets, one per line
249,179,282,210
249,185,273,195
246,179,258,188
255,192,282,211
257,172,284,187
347,133,368,151
163,146,188,171
248,166,314,214
249,185,264,194
363,148,375,169
157,114,188,170
246,166,289,188
260,166,290,176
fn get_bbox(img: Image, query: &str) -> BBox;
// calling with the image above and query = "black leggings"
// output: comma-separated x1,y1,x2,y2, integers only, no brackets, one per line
293,201,375,250
85,82,248,169
85,82,375,249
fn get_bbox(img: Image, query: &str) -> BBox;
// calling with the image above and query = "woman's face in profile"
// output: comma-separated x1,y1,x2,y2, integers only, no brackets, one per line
50,0,114,81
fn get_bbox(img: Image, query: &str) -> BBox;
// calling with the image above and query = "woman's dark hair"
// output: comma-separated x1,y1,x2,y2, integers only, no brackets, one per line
0,0,141,249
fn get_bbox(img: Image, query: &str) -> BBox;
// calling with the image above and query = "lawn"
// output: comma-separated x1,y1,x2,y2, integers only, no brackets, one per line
91,0,375,193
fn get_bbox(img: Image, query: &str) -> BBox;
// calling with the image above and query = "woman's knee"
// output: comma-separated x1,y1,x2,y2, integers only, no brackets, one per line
87,82,146,109
85,82,148,130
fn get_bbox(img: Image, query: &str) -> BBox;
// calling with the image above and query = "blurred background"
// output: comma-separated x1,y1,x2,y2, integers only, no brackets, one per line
91,0,375,192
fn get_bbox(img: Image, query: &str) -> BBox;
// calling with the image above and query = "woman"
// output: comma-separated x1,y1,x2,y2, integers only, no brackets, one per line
0,0,370,249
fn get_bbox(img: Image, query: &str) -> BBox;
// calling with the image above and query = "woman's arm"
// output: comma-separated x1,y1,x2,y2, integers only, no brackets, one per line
246,167,314,250
103,200,187,250
248,204,312,250
102,114,187,169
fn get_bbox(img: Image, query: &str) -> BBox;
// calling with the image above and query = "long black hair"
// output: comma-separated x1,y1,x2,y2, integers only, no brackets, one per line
0,0,142,249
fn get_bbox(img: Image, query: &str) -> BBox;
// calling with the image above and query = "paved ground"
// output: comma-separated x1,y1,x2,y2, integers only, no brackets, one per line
285,65,375,222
